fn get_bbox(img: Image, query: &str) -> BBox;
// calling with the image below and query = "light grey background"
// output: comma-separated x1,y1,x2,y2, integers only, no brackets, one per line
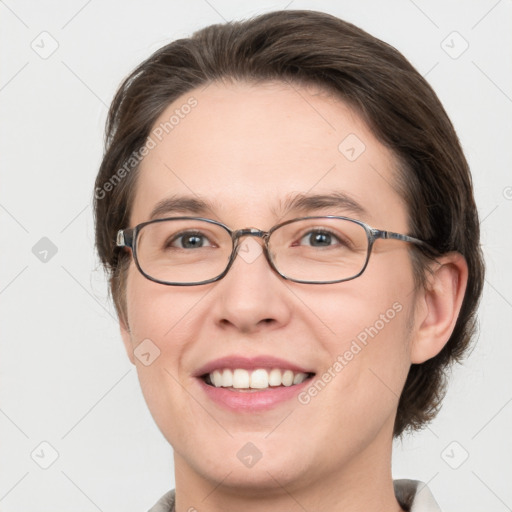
1,1,511,511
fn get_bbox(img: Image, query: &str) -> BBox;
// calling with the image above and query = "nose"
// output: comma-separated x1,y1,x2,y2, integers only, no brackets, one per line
211,234,292,334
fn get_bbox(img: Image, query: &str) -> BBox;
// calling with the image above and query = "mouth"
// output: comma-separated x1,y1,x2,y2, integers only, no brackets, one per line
194,356,316,411
201,368,315,392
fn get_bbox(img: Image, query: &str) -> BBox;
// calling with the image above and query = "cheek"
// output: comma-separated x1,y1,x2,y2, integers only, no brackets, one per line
307,283,412,392
123,266,211,438
294,289,413,458
294,249,414,362
124,263,205,343
296,250,415,414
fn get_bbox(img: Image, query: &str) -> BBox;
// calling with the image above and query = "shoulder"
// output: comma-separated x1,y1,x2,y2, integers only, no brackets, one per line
147,489,175,512
394,479,442,512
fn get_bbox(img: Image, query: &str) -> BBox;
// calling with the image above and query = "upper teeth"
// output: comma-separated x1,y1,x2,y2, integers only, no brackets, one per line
208,368,309,389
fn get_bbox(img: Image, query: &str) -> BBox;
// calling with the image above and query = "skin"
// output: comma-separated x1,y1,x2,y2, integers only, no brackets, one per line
120,81,468,512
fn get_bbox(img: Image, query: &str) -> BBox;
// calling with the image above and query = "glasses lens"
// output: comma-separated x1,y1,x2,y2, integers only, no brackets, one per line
136,219,232,284
269,217,369,283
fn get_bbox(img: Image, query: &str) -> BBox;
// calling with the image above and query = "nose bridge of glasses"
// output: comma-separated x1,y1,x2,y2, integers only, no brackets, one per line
230,228,270,266
232,227,267,243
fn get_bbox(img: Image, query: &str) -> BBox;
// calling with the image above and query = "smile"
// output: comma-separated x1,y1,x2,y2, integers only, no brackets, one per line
203,368,313,390
194,355,316,410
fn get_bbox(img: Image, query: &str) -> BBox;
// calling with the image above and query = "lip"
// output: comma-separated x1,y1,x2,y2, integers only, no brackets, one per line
193,355,315,412
193,355,313,377
196,375,314,412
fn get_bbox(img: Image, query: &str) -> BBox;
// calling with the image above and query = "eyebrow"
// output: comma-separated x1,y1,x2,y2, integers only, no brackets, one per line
276,192,367,218
148,191,368,222
149,196,217,220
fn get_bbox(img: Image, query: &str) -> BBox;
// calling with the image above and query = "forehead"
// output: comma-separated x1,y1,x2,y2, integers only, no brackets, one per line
132,80,408,230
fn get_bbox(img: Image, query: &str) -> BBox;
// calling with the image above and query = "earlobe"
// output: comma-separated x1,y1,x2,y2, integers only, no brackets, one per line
120,316,136,365
410,252,468,364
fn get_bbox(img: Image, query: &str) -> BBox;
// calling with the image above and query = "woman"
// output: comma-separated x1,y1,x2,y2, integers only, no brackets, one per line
94,10,483,511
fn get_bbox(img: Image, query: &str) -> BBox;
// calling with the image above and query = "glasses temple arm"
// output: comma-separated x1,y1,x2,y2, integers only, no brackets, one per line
373,229,439,255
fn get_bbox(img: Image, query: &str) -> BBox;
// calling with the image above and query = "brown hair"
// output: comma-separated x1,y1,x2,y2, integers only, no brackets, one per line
94,10,484,436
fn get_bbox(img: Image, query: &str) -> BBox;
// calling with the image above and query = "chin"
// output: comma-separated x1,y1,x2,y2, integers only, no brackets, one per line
177,433,317,493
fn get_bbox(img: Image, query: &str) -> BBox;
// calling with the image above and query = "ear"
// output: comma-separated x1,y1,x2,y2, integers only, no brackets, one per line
120,315,136,365
410,252,468,364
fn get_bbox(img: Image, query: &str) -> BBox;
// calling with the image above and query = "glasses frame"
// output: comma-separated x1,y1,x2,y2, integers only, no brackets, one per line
116,216,438,286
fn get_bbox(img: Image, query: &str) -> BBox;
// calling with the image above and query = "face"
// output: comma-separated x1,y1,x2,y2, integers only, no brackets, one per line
122,81,419,494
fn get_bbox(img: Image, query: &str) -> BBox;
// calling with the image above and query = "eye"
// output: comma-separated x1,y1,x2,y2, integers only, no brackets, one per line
169,231,213,249
299,229,342,247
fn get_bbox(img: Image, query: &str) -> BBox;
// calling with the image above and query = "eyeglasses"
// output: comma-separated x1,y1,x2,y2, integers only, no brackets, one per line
116,216,436,286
